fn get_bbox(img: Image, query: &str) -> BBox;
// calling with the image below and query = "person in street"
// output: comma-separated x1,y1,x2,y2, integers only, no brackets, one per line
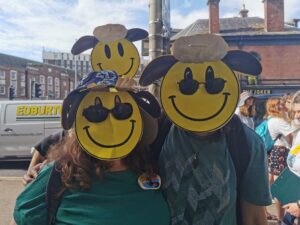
282,90,300,225
139,33,271,225
235,91,256,129
266,97,296,223
10,70,170,225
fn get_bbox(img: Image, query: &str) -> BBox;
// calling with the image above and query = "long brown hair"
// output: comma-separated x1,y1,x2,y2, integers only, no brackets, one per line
264,98,285,119
47,131,157,191
239,104,256,117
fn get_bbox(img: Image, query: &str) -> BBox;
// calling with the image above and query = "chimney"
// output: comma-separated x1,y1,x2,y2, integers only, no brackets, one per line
263,0,284,32
207,0,220,33
239,4,249,18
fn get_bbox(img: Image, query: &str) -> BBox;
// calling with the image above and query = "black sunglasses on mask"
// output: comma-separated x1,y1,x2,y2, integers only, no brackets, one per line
178,66,226,95
82,96,133,123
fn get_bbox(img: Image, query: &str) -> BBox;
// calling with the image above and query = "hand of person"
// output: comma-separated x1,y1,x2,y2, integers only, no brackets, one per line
22,161,46,185
115,77,137,91
282,202,300,217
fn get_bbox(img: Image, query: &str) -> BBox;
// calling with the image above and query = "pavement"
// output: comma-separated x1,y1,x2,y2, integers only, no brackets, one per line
1,178,24,225
0,178,288,225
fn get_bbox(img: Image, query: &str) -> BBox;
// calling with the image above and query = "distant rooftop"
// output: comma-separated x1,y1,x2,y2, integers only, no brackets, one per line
0,53,40,70
171,17,300,40
0,53,75,76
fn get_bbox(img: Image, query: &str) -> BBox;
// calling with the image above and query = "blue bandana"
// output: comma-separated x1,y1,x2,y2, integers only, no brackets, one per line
78,70,118,89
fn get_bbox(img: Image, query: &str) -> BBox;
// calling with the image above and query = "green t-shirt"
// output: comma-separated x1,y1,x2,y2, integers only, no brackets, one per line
14,163,170,225
159,124,271,225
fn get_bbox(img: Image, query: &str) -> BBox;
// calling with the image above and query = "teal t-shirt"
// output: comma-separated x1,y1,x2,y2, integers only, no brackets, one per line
159,124,271,225
14,163,170,225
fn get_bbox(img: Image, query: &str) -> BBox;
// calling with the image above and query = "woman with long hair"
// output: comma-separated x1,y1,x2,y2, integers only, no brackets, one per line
235,91,256,129
266,97,295,224
10,72,170,225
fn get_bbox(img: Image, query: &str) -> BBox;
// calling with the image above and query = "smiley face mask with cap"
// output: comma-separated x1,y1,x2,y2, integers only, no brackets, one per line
139,34,262,133
61,70,161,160
71,24,148,78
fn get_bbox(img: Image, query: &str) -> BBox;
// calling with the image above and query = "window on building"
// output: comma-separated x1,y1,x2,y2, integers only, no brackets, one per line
0,85,5,95
47,76,53,98
54,77,60,99
39,75,45,97
0,70,5,95
10,70,17,93
20,87,26,96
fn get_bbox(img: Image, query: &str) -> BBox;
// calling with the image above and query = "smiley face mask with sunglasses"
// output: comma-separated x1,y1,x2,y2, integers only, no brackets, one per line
76,91,143,159
139,34,262,132
61,71,161,160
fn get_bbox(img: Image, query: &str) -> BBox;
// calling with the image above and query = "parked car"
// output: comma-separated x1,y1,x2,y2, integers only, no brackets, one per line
0,100,62,160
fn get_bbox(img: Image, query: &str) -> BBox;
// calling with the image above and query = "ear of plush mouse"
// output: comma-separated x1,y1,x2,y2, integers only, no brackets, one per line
222,50,262,76
61,90,88,130
125,28,148,42
129,91,161,119
71,36,99,55
139,55,178,86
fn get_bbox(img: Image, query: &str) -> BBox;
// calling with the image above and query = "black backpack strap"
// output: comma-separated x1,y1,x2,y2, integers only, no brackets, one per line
150,112,172,160
46,162,64,225
224,115,251,225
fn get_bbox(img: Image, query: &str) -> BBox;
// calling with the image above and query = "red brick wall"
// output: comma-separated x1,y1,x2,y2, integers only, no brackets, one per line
230,45,300,81
264,0,284,32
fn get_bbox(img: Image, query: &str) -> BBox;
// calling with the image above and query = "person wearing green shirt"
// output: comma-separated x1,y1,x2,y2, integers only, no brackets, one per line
10,70,170,225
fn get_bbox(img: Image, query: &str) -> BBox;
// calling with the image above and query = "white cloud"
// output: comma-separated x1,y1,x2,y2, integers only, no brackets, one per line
0,0,149,61
171,9,208,29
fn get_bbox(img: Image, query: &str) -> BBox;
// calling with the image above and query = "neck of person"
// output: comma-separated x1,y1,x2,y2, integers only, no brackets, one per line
108,159,128,172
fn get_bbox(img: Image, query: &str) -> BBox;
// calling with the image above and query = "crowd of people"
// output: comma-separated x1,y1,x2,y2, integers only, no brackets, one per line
235,91,300,225
8,23,300,225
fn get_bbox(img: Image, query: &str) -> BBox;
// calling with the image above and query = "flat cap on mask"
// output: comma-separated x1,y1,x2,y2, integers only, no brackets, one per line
93,24,127,42
172,34,229,63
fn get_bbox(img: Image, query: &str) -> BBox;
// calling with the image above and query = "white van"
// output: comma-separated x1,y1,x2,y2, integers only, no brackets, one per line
0,100,62,160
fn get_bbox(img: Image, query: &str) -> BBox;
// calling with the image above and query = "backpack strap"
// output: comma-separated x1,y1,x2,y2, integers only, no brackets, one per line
224,115,251,225
46,162,64,225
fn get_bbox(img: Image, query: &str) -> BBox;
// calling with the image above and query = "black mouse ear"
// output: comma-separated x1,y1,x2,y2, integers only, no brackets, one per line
139,55,178,86
222,50,262,76
125,28,148,42
129,91,161,118
71,36,98,55
61,91,88,130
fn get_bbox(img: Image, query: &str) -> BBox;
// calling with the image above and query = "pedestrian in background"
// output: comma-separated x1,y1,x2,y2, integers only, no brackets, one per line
235,91,256,129
266,97,296,223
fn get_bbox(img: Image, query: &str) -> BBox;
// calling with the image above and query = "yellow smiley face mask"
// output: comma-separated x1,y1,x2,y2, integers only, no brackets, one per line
71,24,148,78
140,34,262,133
61,84,161,160
75,91,142,159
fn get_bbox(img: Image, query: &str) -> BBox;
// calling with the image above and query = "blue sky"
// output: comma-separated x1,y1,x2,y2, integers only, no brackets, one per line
0,0,299,62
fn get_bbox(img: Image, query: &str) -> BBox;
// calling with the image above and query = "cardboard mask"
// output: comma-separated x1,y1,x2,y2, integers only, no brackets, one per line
139,34,262,133
75,91,143,160
61,70,161,160
71,24,148,78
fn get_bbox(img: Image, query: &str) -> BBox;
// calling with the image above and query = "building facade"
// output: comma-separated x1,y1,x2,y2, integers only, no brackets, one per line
0,53,75,100
171,0,300,93
42,50,92,77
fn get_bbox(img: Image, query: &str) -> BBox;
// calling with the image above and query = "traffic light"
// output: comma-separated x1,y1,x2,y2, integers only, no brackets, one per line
8,86,15,100
35,83,42,98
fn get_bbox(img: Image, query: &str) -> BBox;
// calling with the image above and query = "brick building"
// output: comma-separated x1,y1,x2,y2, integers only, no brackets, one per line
172,0,300,93
0,53,75,100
